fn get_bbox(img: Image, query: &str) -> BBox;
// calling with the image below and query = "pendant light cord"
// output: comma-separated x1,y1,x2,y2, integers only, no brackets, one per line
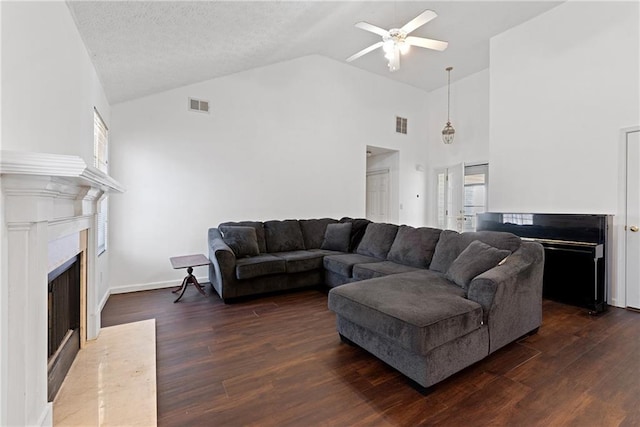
446,66,452,123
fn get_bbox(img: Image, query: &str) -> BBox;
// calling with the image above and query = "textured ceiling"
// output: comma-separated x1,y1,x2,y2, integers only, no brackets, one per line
67,1,563,104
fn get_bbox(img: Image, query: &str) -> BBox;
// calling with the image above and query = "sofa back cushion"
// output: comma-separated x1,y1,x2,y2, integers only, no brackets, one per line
387,225,442,268
220,226,260,258
430,230,521,273
264,220,306,252
321,223,352,252
299,218,338,249
219,221,267,253
339,217,372,252
356,223,399,259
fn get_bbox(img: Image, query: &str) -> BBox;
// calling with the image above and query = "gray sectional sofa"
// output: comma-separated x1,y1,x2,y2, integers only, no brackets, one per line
208,218,544,389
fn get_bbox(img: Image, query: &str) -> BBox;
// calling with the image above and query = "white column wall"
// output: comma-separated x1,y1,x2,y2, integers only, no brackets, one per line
109,55,430,291
1,2,116,424
489,1,639,213
1,1,113,311
489,1,640,306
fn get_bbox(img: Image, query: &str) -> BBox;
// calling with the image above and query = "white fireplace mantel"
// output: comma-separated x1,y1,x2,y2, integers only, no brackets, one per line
0,150,124,426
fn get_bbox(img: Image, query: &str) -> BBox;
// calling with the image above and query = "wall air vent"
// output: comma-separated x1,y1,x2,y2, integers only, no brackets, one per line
396,116,407,134
189,97,209,113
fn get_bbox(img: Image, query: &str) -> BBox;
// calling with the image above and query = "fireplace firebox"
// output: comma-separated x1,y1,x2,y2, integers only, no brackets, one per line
47,255,81,401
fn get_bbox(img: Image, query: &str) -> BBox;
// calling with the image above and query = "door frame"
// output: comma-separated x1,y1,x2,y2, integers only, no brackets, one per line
615,125,640,308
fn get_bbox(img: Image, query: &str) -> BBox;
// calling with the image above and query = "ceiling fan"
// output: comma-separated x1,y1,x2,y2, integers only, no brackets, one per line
346,10,448,72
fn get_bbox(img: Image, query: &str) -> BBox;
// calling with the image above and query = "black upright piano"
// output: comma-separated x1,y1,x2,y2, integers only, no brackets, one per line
476,213,612,314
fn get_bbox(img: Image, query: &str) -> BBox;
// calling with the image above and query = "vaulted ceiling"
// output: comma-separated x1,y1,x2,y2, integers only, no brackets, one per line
67,1,563,104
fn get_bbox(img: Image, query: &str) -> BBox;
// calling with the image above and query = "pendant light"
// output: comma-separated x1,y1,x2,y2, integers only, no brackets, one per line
442,66,455,144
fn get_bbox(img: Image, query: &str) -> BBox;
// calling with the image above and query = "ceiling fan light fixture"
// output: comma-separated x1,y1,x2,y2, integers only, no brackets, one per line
346,10,448,73
383,39,395,53
399,41,410,55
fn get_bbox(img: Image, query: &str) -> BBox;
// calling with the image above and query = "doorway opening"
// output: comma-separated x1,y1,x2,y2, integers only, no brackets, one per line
435,163,489,231
366,146,399,223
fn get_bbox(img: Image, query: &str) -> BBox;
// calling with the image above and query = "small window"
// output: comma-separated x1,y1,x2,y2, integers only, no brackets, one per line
93,109,108,173
94,108,109,255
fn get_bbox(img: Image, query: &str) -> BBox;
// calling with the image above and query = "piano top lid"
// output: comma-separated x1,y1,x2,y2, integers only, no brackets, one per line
476,213,611,244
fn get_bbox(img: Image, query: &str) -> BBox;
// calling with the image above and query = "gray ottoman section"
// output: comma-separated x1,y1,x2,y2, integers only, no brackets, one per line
352,261,421,281
335,316,489,388
328,274,483,355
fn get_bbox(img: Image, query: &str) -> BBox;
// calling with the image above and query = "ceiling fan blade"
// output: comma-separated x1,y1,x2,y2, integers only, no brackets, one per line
406,36,448,51
346,41,384,62
355,21,389,37
401,10,437,34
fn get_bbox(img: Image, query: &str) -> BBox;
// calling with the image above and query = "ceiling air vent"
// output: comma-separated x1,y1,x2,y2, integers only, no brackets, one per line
189,97,209,113
396,116,407,134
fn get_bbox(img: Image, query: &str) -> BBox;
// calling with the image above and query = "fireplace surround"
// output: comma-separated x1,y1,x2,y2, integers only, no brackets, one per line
0,151,124,426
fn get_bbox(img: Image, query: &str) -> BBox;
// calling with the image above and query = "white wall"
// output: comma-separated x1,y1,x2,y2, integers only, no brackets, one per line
424,68,491,226
109,55,429,291
489,1,639,307
489,1,639,213
1,3,110,166
0,2,111,424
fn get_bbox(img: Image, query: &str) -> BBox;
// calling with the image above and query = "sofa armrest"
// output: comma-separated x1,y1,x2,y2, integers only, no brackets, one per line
467,241,544,353
208,228,237,298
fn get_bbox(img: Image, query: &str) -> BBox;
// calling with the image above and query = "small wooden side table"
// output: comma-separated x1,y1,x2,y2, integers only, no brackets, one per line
169,254,209,303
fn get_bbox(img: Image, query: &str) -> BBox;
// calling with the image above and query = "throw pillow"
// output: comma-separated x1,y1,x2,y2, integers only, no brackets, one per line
321,223,352,252
221,226,260,258
445,240,511,289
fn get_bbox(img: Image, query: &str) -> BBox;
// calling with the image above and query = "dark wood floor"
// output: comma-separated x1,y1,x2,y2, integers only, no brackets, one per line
102,285,640,426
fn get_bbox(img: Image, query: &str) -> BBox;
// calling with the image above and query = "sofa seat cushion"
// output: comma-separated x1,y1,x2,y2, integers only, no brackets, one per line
328,272,484,355
272,250,325,274
352,261,421,281
307,248,345,256
323,253,380,278
235,254,286,280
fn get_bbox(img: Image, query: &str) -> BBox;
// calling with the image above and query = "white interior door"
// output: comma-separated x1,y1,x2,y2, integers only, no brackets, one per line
366,170,390,223
446,163,464,232
435,163,464,231
626,130,640,309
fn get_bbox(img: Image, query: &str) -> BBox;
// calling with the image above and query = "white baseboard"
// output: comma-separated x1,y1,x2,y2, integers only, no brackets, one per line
98,288,111,313
38,402,53,427
109,276,208,295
